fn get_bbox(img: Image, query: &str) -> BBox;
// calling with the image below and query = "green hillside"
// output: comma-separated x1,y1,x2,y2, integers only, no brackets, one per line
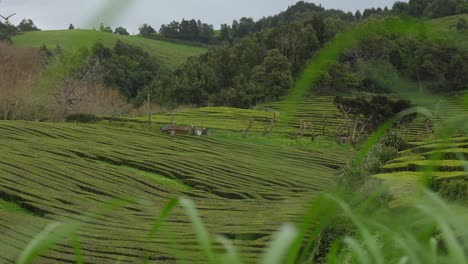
426,14,468,49
0,121,353,263
12,29,207,67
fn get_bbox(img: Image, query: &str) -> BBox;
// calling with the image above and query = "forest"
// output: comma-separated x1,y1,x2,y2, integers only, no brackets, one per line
1,0,467,112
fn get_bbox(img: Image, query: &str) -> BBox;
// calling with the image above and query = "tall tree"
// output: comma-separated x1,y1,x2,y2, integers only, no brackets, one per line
355,10,362,21
99,22,112,33
139,24,156,36
252,49,292,101
114,26,129,35
219,24,231,42
17,19,40,32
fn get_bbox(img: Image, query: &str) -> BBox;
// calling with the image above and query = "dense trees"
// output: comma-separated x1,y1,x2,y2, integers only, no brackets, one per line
391,0,467,18
252,49,292,101
90,41,161,99
99,23,112,33
138,23,156,36
114,27,129,35
17,19,40,32
313,20,468,95
159,19,215,43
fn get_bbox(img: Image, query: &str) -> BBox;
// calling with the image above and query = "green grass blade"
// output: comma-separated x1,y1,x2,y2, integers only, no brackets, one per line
261,224,298,264
72,234,84,264
216,235,243,264
144,197,179,264
343,237,370,264
17,222,70,264
179,197,216,263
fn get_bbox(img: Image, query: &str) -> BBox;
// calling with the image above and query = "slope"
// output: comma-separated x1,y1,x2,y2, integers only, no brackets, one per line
0,121,353,263
12,29,207,67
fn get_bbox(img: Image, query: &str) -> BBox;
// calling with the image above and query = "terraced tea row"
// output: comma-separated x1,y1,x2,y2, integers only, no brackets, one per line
122,94,466,143
0,121,352,263
374,136,468,207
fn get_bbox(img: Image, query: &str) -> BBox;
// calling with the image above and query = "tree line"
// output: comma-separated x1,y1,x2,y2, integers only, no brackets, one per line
1,0,468,122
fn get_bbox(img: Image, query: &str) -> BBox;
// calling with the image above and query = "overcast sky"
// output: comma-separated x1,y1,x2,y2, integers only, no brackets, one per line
1,0,403,33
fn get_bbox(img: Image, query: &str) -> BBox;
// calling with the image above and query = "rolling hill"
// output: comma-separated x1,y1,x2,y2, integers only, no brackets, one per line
12,29,207,67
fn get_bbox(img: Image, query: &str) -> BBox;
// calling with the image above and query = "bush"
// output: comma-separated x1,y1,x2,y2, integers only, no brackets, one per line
457,18,467,32
66,114,100,123
379,130,408,151
432,178,468,201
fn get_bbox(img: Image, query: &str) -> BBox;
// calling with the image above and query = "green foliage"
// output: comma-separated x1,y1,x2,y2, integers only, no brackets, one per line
113,26,129,35
457,1,468,14
91,40,161,99
432,178,468,201
138,23,156,36
98,22,112,33
341,143,399,188
17,19,40,32
379,130,409,151
13,29,207,67
159,19,215,44
457,17,467,31
316,29,468,94
252,49,292,101
66,113,100,123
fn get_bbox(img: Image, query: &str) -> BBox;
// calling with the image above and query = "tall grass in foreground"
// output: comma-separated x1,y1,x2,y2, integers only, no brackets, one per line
17,187,468,264
14,11,467,264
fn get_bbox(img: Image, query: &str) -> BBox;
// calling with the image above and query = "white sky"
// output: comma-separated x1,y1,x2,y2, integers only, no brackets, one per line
0,0,404,33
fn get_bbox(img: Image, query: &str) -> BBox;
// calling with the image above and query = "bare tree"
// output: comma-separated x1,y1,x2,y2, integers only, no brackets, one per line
53,57,107,122
0,42,42,120
336,102,374,145
263,113,276,137
243,116,254,138
321,114,327,137
0,13,16,26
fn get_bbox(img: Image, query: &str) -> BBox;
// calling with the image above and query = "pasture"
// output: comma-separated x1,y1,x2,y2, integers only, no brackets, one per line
12,29,207,67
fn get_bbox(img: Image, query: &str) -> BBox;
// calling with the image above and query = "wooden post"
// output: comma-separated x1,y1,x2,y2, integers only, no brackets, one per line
243,116,254,138
268,113,276,137
308,121,316,142
322,114,327,137
170,110,176,124
147,93,152,125
3,102,7,120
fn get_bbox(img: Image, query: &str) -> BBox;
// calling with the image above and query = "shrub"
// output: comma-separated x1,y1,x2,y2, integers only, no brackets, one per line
432,178,468,201
66,113,100,123
379,130,407,151
457,18,467,32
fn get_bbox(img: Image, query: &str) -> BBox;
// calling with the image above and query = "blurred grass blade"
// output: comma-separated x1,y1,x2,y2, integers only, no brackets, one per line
261,224,298,264
149,198,179,237
327,194,383,264
144,198,179,264
216,235,242,264
343,237,370,264
17,222,70,264
179,197,216,263
72,234,83,264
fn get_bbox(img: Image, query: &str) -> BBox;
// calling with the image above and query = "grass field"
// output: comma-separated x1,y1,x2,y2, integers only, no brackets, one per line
12,29,207,67
426,14,468,50
0,121,353,263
